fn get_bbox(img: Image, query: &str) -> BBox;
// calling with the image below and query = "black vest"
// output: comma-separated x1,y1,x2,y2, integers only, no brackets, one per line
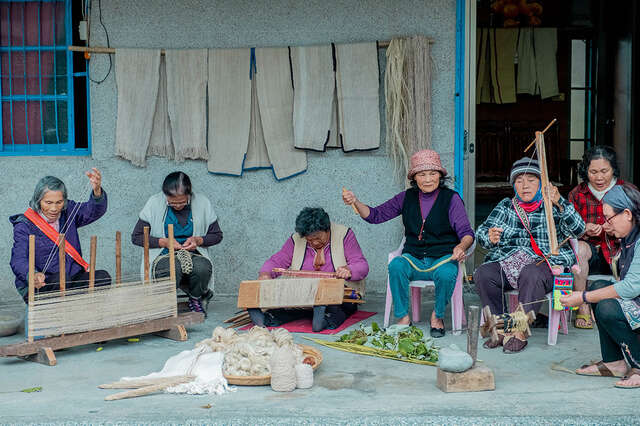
401,187,459,259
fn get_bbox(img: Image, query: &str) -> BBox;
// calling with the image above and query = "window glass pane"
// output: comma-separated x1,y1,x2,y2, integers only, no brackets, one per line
571,40,586,88
42,100,59,144
2,101,12,145
571,89,585,139
10,100,27,144
56,100,68,143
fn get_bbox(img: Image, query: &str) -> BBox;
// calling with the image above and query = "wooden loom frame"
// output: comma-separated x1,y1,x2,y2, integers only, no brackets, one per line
0,224,204,366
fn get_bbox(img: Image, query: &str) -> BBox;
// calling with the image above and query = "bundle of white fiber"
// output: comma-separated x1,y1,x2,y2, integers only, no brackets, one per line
295,363,313,389
270,346,296,392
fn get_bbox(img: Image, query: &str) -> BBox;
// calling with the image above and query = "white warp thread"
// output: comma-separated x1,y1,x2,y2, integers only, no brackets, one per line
295,363,313,389
258,278,319,308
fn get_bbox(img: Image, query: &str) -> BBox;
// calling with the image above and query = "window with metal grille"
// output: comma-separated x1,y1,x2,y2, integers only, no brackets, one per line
1,0,89,156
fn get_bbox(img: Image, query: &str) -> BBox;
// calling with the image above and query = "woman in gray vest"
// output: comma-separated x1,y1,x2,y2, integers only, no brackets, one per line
343,149,475,338
249,207,369,332
131,172,222,316
561,183,640,388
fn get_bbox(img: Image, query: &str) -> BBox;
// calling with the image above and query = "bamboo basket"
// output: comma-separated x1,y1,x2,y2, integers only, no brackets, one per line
224,344,322,386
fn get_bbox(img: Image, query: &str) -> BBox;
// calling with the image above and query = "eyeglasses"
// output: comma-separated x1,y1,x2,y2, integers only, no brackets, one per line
166,196,190,208
604,210,623,224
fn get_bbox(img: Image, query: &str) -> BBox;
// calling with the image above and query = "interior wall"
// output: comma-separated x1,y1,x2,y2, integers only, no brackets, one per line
0,0,458,304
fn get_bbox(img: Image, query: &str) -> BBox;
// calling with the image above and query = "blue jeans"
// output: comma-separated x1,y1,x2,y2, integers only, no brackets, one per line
388,253,458,319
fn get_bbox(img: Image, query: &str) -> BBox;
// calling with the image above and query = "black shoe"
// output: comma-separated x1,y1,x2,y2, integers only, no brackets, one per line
430,327,445,338
201,290,214,315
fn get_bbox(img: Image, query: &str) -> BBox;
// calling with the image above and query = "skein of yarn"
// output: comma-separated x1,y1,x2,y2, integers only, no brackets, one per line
295,363,313,389
270,346,296,392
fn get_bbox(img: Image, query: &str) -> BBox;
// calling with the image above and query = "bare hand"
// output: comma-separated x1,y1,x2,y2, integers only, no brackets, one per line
182,236,202,251
335,266,352,279
34,272,46,289
160,238,183,250
258,272,272,280
560,291,583,308
545,184,561,206
585,223,603,237
342,189,358,206
451,245,466,262
488,227,503,245
86,168,102,197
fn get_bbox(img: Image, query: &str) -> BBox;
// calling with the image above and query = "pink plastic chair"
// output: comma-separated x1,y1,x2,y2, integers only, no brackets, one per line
383,238,475,335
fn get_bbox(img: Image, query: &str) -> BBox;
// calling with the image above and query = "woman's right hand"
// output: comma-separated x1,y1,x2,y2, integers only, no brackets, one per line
34,272,46,289
258,272,271,280
342,189,358,206
585,222,603,237
488,227,503,245
159,238,183,250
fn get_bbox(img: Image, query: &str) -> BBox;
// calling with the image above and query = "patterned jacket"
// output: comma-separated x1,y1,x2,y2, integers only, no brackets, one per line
477,196,586,267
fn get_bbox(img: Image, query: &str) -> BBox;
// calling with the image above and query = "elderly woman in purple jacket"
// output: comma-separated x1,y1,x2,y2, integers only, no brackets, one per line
10,169,110,302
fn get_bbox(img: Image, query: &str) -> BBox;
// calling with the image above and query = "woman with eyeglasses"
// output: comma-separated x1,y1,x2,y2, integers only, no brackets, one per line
568,146,636,329
132,172,222,315
561,183,640,389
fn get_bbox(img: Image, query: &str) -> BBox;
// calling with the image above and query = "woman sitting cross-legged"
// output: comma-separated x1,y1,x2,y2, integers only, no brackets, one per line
474,157,586,353
132,172,222,316
561,183,640,389
342,149,474,338
249,207,369,332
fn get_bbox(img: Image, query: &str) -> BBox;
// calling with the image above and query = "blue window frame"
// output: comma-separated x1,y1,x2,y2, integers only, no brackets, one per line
0,0,90,156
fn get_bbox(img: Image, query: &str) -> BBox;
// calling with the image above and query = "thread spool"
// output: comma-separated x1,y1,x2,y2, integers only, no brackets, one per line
270,346,296,392
295,363,313,389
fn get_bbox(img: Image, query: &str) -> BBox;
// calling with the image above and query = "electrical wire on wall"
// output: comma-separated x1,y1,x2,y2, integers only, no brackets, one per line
86,0,113,84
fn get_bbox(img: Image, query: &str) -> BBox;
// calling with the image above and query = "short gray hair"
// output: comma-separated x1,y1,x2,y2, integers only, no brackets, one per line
29,176,68,212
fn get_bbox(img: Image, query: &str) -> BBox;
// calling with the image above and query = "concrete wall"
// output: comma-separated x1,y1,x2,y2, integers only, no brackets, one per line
0,0,458,303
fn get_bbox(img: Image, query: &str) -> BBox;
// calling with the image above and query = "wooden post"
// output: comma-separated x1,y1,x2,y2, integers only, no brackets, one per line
89,235,97,290
535,130,559,255
58,234,65,295
28,235,35,343
467,305,480,365
115,231,122,286
167,224,176,285
143,226,150,284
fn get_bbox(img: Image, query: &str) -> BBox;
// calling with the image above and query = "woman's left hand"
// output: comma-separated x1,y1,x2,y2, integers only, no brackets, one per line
86,168,102,197
335,266,352,279
545,184,561,206
560,291,583,308
182,236,202,251
451,245,466,262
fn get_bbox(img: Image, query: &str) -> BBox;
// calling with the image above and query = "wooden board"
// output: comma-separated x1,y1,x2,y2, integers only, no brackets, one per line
237,278,345,309
0,312,204,358
535,131,559,255
436,365,495,393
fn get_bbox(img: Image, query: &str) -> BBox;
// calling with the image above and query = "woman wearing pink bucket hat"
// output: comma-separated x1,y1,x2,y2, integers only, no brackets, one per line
343,149,475,337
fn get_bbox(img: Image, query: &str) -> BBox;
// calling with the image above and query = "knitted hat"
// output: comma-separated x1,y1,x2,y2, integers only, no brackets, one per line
407,149,447,180
510,157,541,184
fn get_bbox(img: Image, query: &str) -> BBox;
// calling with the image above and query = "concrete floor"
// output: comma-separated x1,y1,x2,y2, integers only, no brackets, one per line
0,294,638,425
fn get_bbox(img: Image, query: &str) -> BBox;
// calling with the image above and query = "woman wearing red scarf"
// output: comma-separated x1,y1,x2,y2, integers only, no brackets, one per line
474,158,586,353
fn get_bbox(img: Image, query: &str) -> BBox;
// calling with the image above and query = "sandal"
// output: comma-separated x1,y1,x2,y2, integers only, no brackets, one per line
615,369,640,389
574,313,594,329
502,335,527,353
576,360,626,377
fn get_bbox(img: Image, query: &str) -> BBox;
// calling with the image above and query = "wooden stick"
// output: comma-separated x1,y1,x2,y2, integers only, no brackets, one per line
143,226,150,284
524,118,557,152
89,236,97,290
228,318,252,329
104,376,195,401
344,299,365,304
115,231,122,286
536,131,559,255
224,311,249,323
467,305,480,364
168,224,176,285
535,237,571,265
342,187,360,215
272,268,337,278
28,235,35,343
99,375,195,389
58,234,65,295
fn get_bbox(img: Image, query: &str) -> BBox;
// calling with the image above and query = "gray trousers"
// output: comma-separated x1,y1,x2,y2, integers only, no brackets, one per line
153,253,212,298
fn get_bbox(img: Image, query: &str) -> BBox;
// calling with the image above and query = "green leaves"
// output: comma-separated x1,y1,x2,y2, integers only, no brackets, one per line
21,387,42,393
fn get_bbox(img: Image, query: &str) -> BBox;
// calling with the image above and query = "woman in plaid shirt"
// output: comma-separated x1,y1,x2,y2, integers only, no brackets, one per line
475,158,585,353
568,146,632,329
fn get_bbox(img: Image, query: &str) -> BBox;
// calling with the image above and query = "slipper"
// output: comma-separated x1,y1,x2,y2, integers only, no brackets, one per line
574,314,594,329
576,360,626,377
482,334,504,349
615,369,640,388
430,327,445,338
502,335,527,353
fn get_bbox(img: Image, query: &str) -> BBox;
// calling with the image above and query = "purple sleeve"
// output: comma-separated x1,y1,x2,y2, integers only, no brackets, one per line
448,193,475,241
364,191,406,224
74,190,108,227
259,237,295,277
343,229,369,281
10,222,30,288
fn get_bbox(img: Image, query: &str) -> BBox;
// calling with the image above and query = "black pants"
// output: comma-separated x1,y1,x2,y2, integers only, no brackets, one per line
153,253,212,298
24,270,112,302
589,280,640,368
474,261,553,315
248,303,358,332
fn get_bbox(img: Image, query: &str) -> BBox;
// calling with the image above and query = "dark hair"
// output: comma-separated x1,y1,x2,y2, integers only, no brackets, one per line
295,207,330,237
578,145,620,183
409,171,449,190
162,172,192,196
610,183,640,225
